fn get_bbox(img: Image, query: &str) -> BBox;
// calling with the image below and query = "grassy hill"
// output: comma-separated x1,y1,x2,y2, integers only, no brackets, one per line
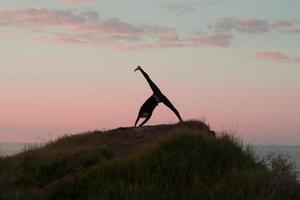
0,121,299,200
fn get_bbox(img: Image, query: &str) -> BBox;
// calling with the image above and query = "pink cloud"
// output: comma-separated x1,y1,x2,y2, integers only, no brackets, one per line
255,51,300,64
119,43,154,51
214,18,300,35
291,57,300,64
0,8,141,37
1,8,86,30
271,20,292,29
0,8,235,50
286,28,300,34
158,31,182,47
215,18,269,34
33,34,83,44
88,18,143,36
186,33,232,47
61,0,94,4
116,32,232,50
0,8,145,47
255,51,287,61
163,0,217,15
1,8,300,51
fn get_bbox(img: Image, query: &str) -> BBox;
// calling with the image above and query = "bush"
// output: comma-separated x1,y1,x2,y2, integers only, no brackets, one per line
0,121,299,200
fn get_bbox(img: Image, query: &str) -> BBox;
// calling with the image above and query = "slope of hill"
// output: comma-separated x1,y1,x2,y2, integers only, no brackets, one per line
0,121,299,200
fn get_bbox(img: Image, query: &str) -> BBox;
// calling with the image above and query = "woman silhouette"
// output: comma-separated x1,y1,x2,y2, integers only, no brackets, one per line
134,66,183,127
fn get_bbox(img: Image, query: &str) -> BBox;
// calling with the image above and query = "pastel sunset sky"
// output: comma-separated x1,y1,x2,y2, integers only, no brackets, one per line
0,0,299,144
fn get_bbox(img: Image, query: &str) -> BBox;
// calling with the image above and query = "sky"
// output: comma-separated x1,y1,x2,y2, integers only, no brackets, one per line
0,0,299,144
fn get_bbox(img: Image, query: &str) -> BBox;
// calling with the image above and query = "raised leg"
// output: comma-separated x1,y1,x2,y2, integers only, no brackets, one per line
136,66,162,94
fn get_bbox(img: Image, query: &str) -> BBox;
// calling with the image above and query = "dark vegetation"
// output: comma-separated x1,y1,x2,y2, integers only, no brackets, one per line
0,121,299,199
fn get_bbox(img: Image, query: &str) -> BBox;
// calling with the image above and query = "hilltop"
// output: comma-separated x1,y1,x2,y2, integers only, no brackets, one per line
0,121,299,200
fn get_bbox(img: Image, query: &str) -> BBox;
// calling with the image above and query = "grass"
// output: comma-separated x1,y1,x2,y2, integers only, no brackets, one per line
0,121,299,200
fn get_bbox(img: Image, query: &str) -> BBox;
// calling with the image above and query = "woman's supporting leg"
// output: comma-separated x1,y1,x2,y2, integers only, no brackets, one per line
138,113,152,127
134,115,141,127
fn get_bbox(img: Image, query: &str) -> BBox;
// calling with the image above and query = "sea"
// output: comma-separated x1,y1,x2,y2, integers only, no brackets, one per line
253,145,300,172
0,143,38,156
1,143,300,172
